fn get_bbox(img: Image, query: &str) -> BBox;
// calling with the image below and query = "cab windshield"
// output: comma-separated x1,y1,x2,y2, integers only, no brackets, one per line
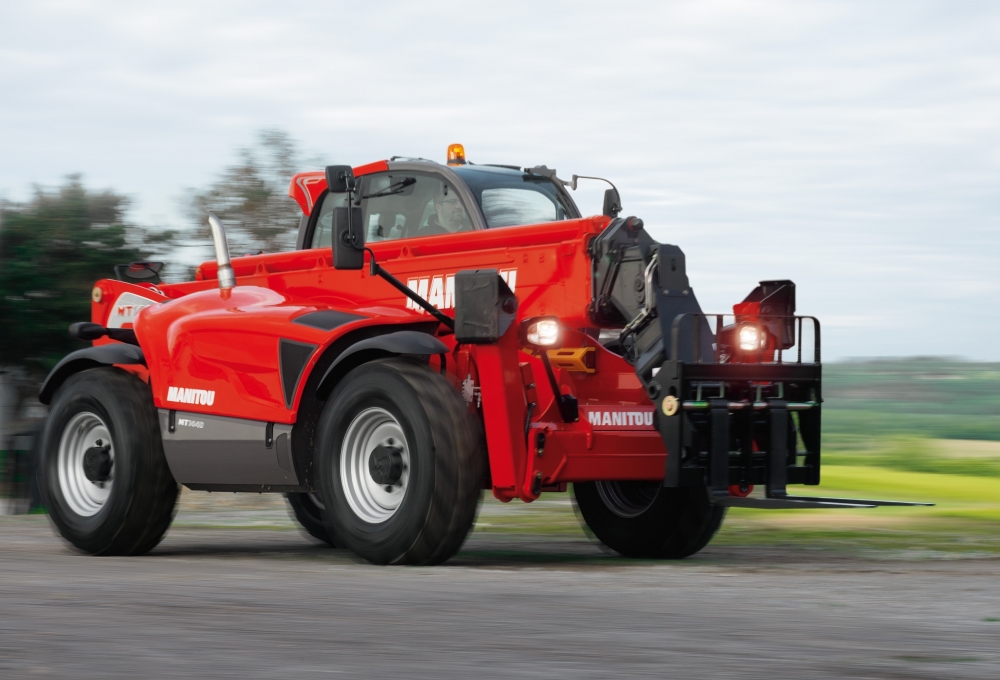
452,166,580,229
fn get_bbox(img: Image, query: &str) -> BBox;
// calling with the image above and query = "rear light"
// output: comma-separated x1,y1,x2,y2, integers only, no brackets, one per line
521,317,561,348
447,143,466,166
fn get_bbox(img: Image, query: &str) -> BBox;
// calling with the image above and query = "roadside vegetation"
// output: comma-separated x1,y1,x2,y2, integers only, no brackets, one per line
0,130,306,462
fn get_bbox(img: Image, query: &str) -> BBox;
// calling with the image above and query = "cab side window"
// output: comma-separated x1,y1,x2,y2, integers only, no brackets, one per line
309,171,473,249
362,171,474,241
310,193,348,248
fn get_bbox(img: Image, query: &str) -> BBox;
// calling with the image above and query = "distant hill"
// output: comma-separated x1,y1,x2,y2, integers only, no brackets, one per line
824,358,1000,441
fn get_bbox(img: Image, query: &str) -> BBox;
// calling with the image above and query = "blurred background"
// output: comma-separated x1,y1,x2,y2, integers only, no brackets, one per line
1,2,997,551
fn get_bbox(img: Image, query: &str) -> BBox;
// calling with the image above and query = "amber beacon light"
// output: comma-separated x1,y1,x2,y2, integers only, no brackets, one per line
447,143,467,165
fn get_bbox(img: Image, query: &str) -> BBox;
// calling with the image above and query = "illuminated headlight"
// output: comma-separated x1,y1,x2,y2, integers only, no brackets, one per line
738,324,763,351
523,318,561,347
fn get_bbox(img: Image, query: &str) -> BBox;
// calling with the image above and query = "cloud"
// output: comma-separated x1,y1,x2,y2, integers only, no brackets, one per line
1,0,998,359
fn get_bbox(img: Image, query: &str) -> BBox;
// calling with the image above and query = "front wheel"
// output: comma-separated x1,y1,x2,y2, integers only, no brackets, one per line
573,481,725,559
318,359,483,565
40,368,178,555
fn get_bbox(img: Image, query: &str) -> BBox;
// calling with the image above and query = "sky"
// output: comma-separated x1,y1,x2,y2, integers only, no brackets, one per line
1,1,998,360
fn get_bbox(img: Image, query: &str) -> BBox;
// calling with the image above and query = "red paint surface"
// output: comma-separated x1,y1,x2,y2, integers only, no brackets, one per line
91,199,675,500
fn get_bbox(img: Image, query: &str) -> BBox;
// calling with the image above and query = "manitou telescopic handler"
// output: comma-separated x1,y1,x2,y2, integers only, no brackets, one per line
37,145,927,564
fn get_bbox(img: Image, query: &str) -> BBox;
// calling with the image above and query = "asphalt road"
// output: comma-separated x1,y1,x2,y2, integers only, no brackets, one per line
2,506,999,679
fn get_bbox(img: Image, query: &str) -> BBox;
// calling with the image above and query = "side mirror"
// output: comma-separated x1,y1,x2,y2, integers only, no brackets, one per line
325,165,364,270
332,206,365,270
603,187,622,217
113,261,164,284
325,165,356,193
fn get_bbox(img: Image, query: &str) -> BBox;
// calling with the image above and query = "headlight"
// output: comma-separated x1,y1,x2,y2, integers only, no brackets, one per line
738,324,763,351
522,317,561,347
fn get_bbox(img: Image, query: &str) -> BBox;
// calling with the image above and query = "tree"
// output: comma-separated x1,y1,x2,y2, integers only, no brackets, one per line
188,129,307,254
0,176,149,384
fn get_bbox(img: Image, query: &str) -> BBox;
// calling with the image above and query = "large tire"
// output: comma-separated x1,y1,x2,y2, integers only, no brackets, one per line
573,481,725,559
40,367,178,555
285,492,339,547
318,358,483,565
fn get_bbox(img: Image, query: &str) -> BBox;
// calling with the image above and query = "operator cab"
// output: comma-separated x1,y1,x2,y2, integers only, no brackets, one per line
298,147,582,251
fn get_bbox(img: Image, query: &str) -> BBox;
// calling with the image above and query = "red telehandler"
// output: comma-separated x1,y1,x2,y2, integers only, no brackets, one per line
36,145,927,564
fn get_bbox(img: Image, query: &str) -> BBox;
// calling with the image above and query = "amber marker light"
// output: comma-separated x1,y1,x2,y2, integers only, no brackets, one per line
447,143,466,165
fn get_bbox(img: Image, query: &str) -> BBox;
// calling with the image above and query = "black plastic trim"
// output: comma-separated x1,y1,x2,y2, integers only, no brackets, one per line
292,310,365,331
184,484,308,493
39,344,146,405
681,363,821,383
316,330,448,400
279,339,318,409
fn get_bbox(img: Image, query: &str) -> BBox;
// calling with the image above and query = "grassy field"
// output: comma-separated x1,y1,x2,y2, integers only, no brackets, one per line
473,359,1000,556
823,358,1000,442
471,461,1000,557
714,464,1000,556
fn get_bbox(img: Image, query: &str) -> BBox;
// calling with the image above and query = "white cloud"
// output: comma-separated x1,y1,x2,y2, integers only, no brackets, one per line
1,0,998,359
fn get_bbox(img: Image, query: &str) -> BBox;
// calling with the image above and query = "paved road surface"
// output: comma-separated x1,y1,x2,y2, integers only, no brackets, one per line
1,502,998,679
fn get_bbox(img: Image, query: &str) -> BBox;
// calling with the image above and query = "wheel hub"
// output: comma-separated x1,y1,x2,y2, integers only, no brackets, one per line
368,444,403,485
82,442,113,483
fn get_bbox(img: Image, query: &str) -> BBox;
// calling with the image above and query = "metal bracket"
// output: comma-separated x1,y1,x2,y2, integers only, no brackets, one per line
709,398,729,496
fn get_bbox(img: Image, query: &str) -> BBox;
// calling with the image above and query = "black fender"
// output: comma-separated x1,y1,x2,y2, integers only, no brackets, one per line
315,330,448,400
38,344,146,405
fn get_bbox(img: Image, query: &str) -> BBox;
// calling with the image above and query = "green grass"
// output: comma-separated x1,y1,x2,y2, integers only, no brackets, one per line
714,464,1000,556
473,461,1000,557
824,436,1000,477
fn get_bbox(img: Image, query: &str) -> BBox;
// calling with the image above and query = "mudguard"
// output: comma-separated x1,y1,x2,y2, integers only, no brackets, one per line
38,343,146,405
316,330,448,399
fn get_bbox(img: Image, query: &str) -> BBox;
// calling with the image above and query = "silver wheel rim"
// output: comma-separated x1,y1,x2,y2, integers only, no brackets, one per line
57,412,114,517
596,480,659,519
340,407,409,524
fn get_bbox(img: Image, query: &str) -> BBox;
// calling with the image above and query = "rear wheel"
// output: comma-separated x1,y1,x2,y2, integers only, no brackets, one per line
40,368,179,555
318,359,483,565
573,481,725,559
285,492,339,547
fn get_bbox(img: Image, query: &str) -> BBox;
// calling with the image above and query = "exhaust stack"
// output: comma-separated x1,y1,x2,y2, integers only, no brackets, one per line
207,212,236,290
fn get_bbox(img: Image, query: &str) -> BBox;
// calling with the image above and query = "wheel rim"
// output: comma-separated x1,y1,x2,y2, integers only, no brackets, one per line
340,407,409,524
57,412,114,517
595,480,659,519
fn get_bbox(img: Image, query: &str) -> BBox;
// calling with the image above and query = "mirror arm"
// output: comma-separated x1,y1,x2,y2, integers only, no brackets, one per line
570,174,619,195
366,249,455,330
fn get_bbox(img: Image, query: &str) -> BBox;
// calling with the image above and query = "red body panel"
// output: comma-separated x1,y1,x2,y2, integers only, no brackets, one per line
92,215,670,500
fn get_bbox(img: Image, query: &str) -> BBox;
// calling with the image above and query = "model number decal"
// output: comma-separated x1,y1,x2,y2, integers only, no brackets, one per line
405,269,517,313
106,292,159,328
166,386,216,406
177,418,204,429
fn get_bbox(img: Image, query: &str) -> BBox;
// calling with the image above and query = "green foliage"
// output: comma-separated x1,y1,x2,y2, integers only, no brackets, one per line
0,177,147,376
824,436,1000,477
187,129,307,255
823,358,1000,441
